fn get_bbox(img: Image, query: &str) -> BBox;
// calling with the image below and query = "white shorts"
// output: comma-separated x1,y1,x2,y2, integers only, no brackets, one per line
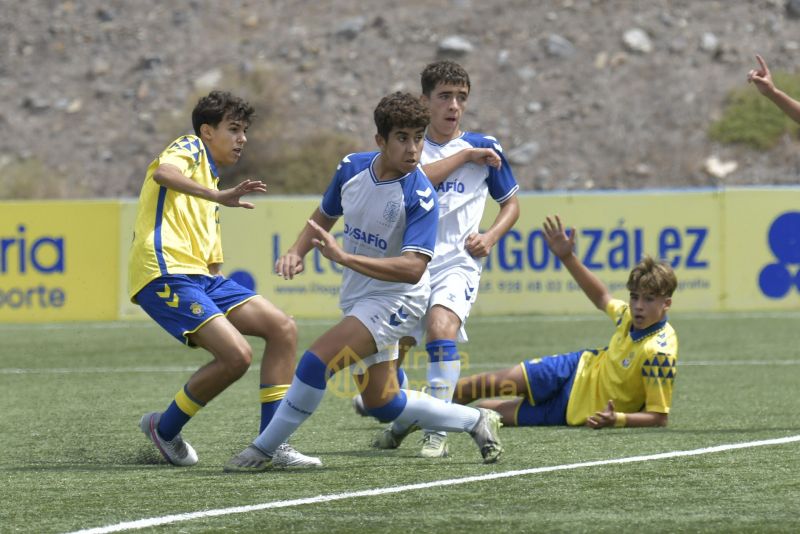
344,291,428,376
406,267,480,346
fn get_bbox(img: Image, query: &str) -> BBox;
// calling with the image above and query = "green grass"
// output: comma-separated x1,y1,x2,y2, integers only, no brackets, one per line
2,312,799,533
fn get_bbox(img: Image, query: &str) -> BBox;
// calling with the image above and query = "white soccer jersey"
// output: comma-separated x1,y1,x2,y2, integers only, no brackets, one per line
421,132,519,275
320,151,439,311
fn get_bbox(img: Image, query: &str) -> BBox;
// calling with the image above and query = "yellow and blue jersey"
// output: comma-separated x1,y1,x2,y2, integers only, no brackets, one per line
565,299,678,425
128,135,223,301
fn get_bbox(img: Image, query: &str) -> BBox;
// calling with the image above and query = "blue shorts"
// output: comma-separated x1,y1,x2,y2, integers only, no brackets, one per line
516,350,583,426
136,274,257,346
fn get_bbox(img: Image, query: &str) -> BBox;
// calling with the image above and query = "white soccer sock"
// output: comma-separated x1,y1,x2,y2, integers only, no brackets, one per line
426,363,461,401
425,358,461,437
393,389,479,433
426,341,461,402
252,375,325,455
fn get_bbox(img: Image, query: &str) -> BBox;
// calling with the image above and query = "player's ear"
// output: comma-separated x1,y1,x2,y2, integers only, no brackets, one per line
374,133,386,150
199,123,213,141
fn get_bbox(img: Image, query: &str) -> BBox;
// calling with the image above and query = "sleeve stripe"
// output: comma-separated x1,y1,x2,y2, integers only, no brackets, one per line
494,184,520,204
402,246,434,258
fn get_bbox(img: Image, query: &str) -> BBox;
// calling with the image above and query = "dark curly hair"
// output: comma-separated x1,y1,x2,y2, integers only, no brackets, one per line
191,90,254,136
420,60,471,96
627,256,678,297
374,92,430,140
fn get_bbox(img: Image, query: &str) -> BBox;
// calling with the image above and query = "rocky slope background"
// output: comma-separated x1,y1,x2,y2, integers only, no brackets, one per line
2,0,800,199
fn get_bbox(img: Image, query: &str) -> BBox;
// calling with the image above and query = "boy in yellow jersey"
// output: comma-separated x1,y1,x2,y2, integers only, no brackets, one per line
748,54,800,123
453,215,678,429
130,90,319,467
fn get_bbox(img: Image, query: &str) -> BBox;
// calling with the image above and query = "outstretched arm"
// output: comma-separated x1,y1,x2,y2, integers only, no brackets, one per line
748,54,800,124
586,400,668,428
422,148,501,186
465,196,520,258
275,208,338,279
153,164,267,208
543,215,612,311
306,219,430,284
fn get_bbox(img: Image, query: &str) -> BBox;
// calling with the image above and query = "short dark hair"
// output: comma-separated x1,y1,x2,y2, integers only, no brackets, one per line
373,92,430,140
191,90,254,136
627,256,678,297
420,60,471,96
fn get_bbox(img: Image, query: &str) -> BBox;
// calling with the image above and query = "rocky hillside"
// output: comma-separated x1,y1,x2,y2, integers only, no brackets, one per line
2,0,800,199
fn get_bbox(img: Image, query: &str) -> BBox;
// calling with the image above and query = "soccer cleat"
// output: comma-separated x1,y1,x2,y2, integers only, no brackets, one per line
419,432,450,458
352,394,369,417
223,444,273,473
139,412,198,467
272,443,322,468
469,408,504,464
371,423,420,449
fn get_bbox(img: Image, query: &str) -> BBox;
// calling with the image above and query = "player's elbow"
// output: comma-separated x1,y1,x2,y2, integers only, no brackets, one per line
399,254,430,284
401,266,426,284
153,166,171,186
653,412,668,427
152,172,166,186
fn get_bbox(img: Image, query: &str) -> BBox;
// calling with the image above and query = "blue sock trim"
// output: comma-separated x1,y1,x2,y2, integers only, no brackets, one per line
294,351,330,390
426,339,460,362
366,391,408,422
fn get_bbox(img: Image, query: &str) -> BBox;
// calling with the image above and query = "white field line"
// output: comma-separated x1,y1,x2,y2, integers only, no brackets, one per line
66,434,800,534
3,358,800,375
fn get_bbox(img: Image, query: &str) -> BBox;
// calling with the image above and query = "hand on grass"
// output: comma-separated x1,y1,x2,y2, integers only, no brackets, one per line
586,400,617,429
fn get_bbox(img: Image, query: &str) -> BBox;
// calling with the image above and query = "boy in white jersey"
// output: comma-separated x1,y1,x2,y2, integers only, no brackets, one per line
130,91,318,468
224,92,504,472
363,60,520,458
454,215,678,429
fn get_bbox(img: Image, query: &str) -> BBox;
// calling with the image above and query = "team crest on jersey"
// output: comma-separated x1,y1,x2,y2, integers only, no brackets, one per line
383,200,401,223
190,302,204,316
622,351,635,368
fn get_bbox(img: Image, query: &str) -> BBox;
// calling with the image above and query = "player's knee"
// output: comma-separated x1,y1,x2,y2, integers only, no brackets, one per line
427,308,460,339
268,313,297,345
223,343,252,379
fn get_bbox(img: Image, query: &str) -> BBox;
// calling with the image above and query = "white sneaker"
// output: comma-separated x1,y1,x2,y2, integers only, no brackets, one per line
469,408,503,464
419,432,449,458
139,412,198,467
272,443,322,468
224,444,273,473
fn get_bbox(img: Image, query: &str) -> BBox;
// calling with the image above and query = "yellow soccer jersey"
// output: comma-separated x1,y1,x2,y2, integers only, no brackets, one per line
565,299,678,426
128,135,223,301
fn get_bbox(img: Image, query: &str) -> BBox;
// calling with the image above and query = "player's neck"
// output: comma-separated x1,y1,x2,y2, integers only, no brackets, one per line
427,126,462,145
373,155,403,181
